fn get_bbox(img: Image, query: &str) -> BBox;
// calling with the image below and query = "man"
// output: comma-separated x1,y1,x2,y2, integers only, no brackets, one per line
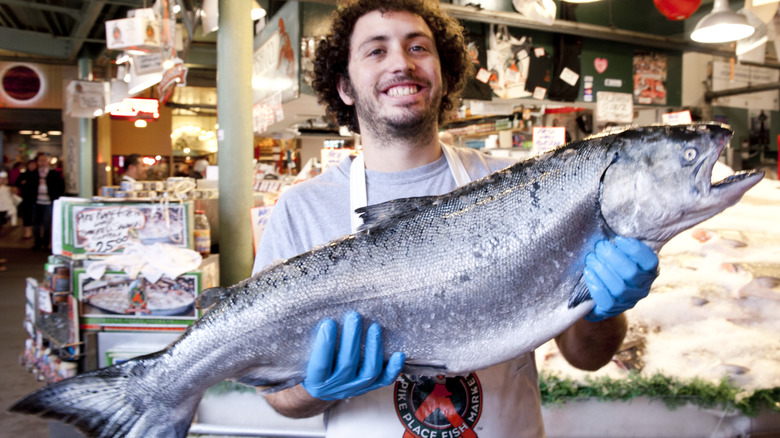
122,153,145,183
252,0,658,436
20,153,64,250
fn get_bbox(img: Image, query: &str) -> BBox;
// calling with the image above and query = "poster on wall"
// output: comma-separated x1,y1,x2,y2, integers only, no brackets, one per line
252,2,299,106
633,51,667,105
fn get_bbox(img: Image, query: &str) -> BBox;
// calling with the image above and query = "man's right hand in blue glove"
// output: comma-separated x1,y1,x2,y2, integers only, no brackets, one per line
302,311,406,401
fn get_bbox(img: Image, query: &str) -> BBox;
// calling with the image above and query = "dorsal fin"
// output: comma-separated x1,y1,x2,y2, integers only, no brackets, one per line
195,287,231,310
356,194,445,234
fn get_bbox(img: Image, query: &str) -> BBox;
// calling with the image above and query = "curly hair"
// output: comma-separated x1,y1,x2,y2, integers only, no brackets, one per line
312,0,472,133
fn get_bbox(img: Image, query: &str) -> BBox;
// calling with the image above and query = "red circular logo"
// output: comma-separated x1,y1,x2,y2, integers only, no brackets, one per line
2,66,42,101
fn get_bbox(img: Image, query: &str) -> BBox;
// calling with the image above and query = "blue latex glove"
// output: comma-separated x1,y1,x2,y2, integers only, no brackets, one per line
302,311,406,401
583,236,659,322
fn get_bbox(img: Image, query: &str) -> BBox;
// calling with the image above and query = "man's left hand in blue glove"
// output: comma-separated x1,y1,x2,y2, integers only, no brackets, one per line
583,236,659,322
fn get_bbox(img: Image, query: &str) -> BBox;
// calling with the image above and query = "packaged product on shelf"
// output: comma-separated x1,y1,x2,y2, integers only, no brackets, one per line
194,210,211,257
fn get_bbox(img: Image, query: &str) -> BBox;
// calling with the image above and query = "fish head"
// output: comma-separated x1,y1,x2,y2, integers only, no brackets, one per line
599,123,764,249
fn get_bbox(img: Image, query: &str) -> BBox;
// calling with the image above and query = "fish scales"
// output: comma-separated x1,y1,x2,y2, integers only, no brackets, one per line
9,123,764,438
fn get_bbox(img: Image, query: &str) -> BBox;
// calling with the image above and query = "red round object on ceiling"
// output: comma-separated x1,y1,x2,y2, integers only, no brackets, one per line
654,0,702,20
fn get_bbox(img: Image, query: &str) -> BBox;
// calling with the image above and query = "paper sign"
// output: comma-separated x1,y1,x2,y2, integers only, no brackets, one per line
604,78,623,88
321,148,355,172
533,126,567,154
532,86,547,100
662,110,693,125
250,206,274,254
596,91,633,123
38,286,53,314
75,206,146,253
476,68,491,84
559,67,579,86
534,48,546,57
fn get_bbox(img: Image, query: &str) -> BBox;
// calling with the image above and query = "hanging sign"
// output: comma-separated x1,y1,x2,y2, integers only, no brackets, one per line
105,14,161,52
65,80,109,118
109,98,160,119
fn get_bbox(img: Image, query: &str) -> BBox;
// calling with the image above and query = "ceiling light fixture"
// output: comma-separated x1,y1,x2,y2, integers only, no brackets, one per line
691,0,755,43
251,1,267,20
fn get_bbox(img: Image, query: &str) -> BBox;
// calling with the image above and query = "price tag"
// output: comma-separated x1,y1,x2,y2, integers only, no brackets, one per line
532,86,547,100
559,67,579,86
475,68,491,84
533,126,567,154
75,206,146,253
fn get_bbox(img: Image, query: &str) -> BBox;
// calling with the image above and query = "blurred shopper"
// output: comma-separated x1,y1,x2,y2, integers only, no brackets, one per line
122,154,146,183
0,170,19,229
189,159,209,180
20,153,64,250
16,159,38,239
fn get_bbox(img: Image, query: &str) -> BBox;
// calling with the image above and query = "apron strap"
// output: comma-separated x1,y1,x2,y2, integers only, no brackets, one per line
349,144,472,233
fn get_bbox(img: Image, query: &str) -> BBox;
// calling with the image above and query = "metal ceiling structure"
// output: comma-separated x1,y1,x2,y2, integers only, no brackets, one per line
0,0,739,67
0,0,216,78
0,0,148,63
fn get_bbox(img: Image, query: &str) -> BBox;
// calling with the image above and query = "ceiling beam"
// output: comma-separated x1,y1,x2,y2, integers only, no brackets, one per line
0,27,73,58
440,3,737,58
67,0,106,61
0,0,82,20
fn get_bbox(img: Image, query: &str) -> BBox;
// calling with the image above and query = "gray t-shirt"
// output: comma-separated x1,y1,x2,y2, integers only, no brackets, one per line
252,147,516,273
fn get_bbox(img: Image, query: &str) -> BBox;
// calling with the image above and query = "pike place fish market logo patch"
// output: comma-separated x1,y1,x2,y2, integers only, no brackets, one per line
394,373,482,438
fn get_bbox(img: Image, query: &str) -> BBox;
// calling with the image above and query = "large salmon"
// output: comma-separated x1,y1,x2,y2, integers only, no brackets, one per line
9,123,764,437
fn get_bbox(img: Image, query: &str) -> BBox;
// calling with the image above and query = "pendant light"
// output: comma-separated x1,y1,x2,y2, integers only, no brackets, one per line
690,0,755,43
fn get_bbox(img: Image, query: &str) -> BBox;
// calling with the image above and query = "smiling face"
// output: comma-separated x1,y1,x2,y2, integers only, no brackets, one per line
337,10,444,139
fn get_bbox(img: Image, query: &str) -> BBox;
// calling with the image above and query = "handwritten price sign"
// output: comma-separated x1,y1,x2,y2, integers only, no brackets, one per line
532,126,567,155
75,206,146,253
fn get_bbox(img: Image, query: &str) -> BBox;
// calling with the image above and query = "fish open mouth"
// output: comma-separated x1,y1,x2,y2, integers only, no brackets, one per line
710,169,764,202
696,125,764,202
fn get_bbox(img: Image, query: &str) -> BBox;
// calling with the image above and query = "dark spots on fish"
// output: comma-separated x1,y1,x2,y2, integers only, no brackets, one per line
530,182,541,208
459,273,471,283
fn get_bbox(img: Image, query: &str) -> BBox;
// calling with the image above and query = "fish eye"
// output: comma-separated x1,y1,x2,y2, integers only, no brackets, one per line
683,148,697,162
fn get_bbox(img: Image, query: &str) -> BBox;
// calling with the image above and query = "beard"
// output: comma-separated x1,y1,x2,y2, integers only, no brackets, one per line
345,76,443,145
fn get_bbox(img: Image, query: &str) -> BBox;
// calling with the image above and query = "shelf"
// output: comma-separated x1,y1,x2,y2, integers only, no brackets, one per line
453,129,532,138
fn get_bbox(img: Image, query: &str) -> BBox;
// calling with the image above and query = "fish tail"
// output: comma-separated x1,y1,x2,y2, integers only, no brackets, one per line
8,355,197,438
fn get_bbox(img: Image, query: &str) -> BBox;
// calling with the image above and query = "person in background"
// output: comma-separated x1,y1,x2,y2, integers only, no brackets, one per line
16,158,38,239
20,153,64,250
122,154,145,183
174,163,190,177
189,159,209,180
252,0,659,436
8,161,23,188
0,170,17,229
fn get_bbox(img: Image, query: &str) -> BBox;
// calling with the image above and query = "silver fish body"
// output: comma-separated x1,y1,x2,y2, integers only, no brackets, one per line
10,123,764,437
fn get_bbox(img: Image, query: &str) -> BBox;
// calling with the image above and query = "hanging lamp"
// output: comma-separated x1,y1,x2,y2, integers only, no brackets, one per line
690,0,755,43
